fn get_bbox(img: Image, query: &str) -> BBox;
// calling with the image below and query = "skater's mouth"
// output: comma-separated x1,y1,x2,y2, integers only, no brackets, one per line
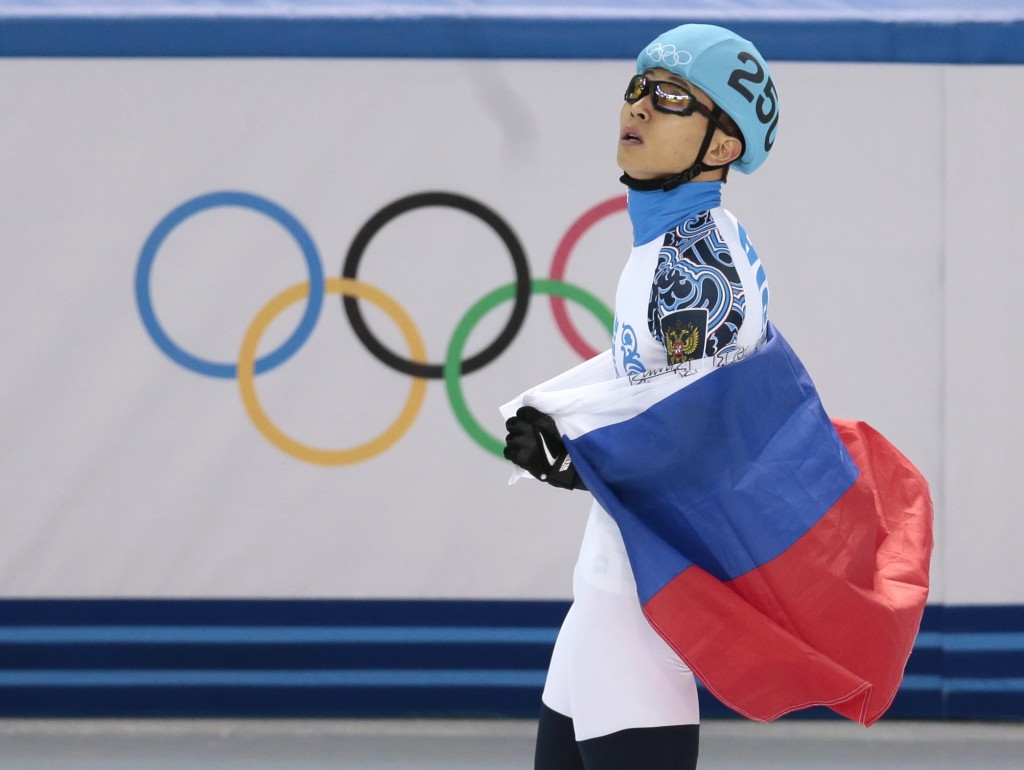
621,127,643,144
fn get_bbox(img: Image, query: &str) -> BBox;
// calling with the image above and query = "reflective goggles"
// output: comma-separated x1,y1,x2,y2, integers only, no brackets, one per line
624,74,734,134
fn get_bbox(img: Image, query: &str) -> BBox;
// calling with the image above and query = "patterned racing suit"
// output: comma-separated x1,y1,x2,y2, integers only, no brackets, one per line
541,180,770,740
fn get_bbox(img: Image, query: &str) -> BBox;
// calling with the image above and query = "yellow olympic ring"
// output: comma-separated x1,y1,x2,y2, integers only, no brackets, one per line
237,278,428,466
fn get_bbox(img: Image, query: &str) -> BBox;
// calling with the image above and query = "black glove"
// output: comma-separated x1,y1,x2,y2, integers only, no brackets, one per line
503,406,586,491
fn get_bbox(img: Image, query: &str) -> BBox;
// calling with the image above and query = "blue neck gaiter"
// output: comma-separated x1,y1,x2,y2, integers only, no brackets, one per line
627,181,723,247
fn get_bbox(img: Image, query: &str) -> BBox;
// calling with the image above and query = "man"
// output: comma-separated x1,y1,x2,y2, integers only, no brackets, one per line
506,24,779,770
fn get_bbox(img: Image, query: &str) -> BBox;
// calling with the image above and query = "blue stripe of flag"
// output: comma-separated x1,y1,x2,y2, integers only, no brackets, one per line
567,326,858,601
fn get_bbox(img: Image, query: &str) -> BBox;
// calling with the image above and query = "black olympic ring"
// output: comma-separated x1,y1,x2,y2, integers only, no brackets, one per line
341,191,531,379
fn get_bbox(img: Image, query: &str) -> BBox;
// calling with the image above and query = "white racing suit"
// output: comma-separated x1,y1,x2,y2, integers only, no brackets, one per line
539,180,769,740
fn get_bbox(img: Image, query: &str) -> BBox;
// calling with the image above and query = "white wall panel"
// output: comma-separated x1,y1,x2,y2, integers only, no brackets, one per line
943,65,1024,604
0,58,1018,603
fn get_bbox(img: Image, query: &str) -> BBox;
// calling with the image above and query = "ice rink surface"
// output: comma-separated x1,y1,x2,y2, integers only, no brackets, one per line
0,718,1022,769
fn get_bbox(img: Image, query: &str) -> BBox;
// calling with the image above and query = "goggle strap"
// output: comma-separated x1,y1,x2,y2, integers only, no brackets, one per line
656,112,722,191
697,106,724,157
619,172,671,191
618,162,708,192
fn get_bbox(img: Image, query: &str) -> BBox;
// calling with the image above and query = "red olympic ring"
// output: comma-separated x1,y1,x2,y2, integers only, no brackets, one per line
548,195,628,359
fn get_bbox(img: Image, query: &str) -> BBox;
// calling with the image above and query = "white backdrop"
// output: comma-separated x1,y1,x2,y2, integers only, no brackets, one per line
0,58,1020,604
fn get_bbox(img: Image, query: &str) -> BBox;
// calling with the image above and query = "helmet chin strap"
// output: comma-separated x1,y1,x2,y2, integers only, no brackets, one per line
620,106,727,192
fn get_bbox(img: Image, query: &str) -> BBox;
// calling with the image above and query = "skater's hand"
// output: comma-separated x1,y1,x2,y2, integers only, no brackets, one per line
503,406,586,491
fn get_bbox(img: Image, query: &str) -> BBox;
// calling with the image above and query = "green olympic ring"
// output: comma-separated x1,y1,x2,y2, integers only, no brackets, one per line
446,278,614,457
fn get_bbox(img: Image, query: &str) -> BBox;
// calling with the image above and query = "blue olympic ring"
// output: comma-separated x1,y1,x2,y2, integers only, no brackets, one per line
134,191,324,379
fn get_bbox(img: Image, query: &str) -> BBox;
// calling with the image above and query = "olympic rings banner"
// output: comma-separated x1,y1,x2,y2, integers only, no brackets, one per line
123,176,632,599
0,52,649,601
0,56,1020,606
135,190,620,466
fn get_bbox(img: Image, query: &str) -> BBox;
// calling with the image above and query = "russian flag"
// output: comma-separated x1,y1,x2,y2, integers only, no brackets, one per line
505,324,932,725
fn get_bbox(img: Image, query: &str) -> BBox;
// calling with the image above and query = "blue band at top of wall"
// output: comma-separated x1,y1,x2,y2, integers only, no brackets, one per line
0,15,1021,63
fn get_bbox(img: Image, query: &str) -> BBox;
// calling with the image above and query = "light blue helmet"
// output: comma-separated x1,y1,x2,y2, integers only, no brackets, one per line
637,24,779,174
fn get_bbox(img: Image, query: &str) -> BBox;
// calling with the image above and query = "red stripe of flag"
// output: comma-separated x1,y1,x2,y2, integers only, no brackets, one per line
643,419,933,725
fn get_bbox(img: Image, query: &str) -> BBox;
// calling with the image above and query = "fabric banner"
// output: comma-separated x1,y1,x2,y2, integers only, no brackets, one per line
503,324,933,724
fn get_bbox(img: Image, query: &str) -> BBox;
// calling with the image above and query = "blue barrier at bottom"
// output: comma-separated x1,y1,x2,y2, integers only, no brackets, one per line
0,600,1021,720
